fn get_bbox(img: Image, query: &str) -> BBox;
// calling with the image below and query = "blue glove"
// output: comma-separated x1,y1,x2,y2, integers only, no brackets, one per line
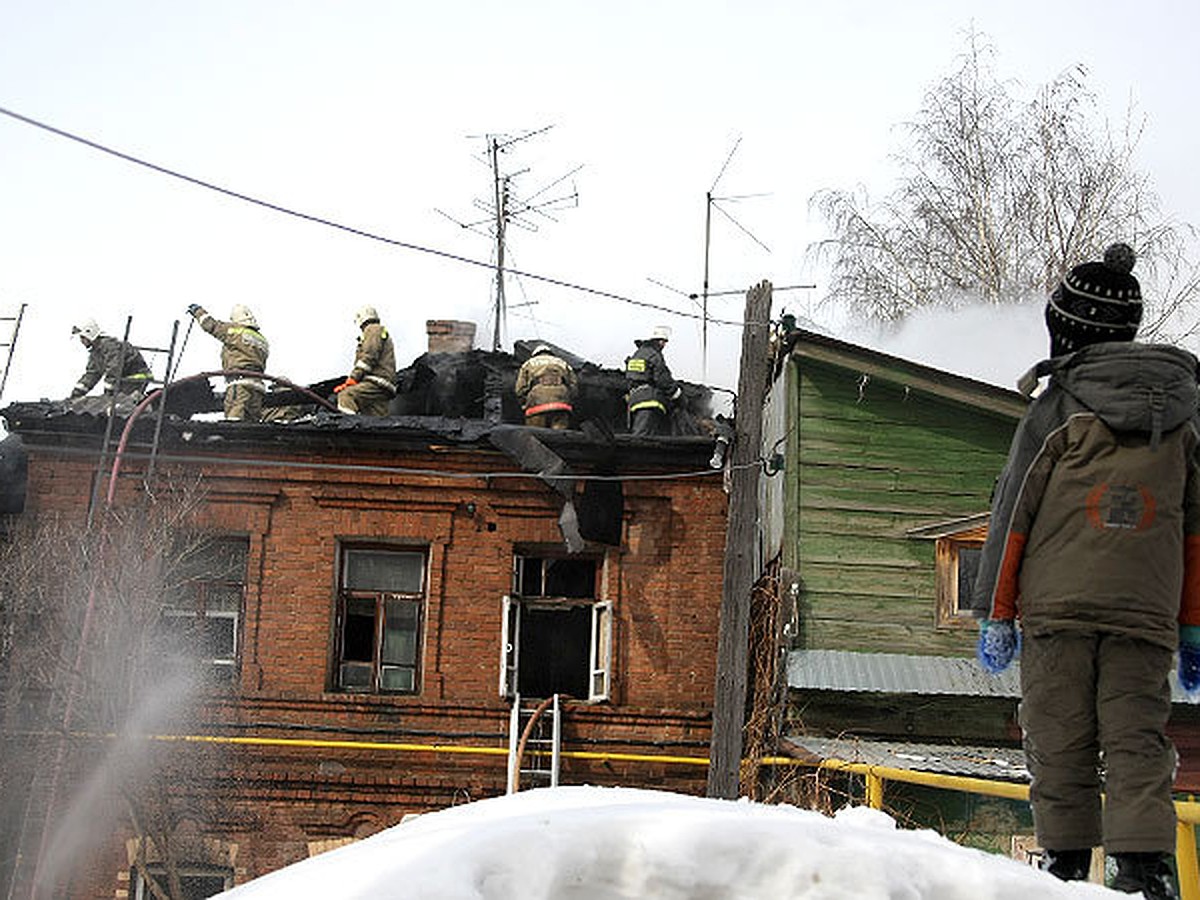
187,303,202,317
978,620,1019,674
1180,625,1200,697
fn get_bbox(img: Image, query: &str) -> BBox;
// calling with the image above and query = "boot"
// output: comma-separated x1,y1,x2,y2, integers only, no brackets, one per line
1041,848,1092,881
1109,852,1179,900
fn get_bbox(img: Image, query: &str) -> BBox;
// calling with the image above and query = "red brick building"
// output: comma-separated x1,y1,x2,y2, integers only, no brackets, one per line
0,339,728,897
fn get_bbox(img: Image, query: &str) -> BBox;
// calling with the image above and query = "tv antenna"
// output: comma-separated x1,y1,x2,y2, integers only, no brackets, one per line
436,125,581,350
699,136,771,378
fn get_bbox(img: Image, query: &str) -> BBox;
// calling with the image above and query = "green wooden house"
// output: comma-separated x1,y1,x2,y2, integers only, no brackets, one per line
761,327,1200,851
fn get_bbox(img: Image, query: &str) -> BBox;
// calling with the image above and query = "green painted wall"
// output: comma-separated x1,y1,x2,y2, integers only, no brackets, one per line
787,355,1018,657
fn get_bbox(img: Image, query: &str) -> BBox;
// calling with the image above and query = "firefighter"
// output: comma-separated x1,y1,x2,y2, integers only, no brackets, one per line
334,306,397,416
187,303,270,421
69,319,153,402
624,325,680,436
515,344,577,429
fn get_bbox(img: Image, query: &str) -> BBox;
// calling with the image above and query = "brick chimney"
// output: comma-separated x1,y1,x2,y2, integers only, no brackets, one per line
426,320,477,354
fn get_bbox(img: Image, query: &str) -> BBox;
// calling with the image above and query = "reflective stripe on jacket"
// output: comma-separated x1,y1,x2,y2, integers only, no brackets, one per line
350,323,397,393
515,353,577,413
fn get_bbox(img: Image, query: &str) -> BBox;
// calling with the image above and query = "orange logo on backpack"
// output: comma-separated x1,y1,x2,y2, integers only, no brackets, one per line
1085,483,1156,531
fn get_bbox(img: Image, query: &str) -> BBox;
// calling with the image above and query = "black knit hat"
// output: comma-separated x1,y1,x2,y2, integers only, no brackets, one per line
1045,243,1142,356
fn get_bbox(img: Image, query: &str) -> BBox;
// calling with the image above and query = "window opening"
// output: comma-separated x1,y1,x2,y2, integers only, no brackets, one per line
502,554,610,701
131,864,232,900
336,547,425,694
162,536,249,684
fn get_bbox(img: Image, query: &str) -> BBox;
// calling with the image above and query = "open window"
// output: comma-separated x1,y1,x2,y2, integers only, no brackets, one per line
907,515,989,627
161,536,249,684
500,554,611,702
335,546,426,694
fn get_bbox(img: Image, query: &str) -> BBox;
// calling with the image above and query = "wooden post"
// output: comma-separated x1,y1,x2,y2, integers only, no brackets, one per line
707,279,772,799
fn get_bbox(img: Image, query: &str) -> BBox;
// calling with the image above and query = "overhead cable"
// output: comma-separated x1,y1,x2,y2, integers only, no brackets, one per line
0,104,765,327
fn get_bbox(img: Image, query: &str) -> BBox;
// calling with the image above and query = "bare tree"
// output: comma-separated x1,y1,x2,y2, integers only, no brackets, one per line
810,31,1200,336
0,477,234,900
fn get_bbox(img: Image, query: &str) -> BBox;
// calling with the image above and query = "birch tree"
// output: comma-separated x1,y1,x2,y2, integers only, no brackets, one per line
810,32,1200,338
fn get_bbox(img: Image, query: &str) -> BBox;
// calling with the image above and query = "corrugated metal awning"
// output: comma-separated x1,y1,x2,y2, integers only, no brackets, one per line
787,648,1200,703
787,649,1021,698
783,734,1030,783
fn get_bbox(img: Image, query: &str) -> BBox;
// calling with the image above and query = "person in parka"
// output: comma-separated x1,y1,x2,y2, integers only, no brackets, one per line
624,325,681,436
334,305,396,416
515,344,577,429
187,303,270,421
974,244,1198,899
69,318,153,402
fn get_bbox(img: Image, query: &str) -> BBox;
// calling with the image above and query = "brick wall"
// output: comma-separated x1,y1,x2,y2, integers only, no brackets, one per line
16,431,727,895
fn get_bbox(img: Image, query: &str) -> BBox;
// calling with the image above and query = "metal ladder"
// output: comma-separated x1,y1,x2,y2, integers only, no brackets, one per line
0,302,26,404
87,316,180,520
506,693,562,793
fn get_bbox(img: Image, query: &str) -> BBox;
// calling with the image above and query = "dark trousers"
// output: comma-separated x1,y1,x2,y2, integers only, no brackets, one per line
630,408,666,436
1020,631,1176,853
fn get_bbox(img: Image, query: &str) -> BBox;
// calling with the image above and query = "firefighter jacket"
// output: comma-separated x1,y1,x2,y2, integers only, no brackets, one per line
624,341,678,414
515,353,577,416
73,335,152,397
195,307,269,390
974,342,1200,650
349,322,397,394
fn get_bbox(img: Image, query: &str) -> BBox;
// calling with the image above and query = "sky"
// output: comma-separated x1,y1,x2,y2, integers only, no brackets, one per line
3,1,1200,406
214,785,1122,899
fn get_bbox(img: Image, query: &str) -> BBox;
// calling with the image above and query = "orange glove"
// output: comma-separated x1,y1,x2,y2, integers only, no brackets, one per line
333,377,358,394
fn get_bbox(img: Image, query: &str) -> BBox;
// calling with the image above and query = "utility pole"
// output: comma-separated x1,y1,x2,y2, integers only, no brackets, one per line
707,279,772,800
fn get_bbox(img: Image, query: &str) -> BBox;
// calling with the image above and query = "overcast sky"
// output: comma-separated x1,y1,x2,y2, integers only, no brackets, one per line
2,0,1198,405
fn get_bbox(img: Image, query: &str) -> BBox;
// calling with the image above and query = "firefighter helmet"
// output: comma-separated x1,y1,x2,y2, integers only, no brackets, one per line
231,304,258,328
354,305,379,328
72,318,101,343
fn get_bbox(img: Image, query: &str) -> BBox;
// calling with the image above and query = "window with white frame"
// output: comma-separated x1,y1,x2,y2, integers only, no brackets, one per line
132,863,232,899
335,546,426,694
500,554,611,702
162,536,248,684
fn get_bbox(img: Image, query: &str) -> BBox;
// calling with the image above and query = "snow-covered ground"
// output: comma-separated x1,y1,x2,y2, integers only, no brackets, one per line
217,785,1122,899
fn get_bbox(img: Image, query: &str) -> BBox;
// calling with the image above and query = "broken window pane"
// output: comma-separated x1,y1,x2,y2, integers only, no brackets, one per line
509,554,609,701
337,546,426,694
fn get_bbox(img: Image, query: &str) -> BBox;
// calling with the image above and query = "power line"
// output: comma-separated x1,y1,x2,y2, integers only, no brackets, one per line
0,104,763,328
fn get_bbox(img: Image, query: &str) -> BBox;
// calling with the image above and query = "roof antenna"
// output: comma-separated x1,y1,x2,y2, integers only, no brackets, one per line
436,126,581,351
701,136,770,380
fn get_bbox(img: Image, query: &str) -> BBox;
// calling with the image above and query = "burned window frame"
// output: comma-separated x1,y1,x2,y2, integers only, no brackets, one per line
161,535,249,685
500,552,611,703
334,544,427,695
131,862,232,899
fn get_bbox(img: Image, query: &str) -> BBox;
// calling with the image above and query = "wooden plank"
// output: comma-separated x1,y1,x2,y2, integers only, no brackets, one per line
799,618,977,657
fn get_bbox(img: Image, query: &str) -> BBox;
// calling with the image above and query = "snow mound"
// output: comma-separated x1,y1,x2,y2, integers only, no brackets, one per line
218,785,1119,899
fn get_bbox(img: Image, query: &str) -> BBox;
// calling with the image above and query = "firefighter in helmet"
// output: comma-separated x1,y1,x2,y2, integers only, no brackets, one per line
514,344,577,429
334,306,397,416
69,318,153,403
624,325,680,436
187,303,270,421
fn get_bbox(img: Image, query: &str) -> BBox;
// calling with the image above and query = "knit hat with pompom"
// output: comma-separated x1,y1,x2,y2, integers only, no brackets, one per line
1045,243,1142,356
